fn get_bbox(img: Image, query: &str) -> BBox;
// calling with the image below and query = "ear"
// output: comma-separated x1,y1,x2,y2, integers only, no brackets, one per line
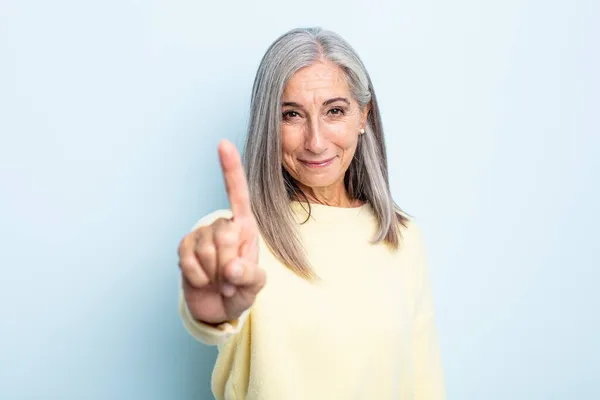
360,102,371,131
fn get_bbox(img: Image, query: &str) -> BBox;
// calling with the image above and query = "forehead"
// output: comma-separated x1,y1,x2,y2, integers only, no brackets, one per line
283,61,350,98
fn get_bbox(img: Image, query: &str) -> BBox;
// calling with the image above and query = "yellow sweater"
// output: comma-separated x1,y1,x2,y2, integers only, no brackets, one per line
179,202,446,400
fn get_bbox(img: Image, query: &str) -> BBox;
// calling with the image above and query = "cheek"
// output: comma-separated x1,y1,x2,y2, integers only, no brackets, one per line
325,114,361,148
280,125,305,175
281,125,304,155
330,125,359,152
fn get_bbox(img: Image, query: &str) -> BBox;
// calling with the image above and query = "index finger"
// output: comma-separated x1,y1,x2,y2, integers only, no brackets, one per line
218,139,252,219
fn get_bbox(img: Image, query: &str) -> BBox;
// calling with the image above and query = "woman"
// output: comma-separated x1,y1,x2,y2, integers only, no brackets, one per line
177,27,446,400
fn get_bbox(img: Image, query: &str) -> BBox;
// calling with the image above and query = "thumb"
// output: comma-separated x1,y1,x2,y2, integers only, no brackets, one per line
223,257,266,291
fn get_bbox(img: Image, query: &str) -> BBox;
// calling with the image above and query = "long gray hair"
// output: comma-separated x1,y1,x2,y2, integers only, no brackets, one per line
243,27,408,279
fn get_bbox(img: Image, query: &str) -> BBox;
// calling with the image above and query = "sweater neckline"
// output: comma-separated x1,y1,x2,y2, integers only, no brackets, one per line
289,200,371,223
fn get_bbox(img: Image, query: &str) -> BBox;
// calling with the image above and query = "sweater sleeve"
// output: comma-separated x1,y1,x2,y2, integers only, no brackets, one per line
178,209,251,346
409,222,447,399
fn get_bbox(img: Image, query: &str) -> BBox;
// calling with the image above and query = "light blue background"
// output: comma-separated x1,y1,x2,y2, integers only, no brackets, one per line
1,0,598,399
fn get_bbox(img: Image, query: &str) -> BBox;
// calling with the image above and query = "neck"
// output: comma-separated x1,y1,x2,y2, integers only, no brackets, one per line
294,181,362,208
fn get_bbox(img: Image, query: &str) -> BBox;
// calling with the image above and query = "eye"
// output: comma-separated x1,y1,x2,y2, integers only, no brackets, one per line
283,111,300,119
328,107,345,116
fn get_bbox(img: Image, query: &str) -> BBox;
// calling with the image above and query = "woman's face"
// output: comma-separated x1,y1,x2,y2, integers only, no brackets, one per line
281,61,369,195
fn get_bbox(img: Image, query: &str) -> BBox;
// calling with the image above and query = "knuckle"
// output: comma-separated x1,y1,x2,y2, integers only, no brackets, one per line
177,234,193,257
195,226,212,240
213,216,229,224
195,244,216,261
179,260,198,279
214,229,238,247
181,265,208,287
211,217,231,230
178,257,194,272
189,274,208,288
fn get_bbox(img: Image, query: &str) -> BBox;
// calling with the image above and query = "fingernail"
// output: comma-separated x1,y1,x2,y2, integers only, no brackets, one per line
229,260,243,280
222,283,236,297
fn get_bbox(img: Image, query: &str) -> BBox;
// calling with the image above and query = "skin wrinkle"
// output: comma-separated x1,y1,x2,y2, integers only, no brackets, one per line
242,28,407,277
281,60,369,208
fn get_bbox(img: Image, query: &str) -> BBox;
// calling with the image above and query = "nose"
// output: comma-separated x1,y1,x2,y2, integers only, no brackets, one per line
304,119,327,154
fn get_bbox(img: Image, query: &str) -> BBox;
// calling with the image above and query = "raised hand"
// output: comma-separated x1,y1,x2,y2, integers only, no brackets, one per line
178,140,265,325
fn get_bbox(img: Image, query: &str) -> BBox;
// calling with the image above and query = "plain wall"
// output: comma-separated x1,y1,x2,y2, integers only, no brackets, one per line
1,0,598,399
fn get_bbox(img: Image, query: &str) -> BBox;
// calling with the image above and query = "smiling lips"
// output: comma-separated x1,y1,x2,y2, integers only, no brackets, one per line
298,156,336,168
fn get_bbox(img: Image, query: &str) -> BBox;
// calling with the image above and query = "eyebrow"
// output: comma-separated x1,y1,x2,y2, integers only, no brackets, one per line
281,97,350,108
324,97,350,106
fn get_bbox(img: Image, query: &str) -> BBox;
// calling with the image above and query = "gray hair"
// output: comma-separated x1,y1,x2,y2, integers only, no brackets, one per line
243,27,408,278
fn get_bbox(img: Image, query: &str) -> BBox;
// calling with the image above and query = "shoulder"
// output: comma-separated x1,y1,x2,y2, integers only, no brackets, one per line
396,213,428,262
190,209,233,232
396,211,424,243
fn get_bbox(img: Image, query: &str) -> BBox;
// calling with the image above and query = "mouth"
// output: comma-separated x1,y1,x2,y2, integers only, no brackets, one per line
298,156,336,168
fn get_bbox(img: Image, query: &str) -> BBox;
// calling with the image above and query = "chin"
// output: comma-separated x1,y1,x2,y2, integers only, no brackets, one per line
296,174,341,189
